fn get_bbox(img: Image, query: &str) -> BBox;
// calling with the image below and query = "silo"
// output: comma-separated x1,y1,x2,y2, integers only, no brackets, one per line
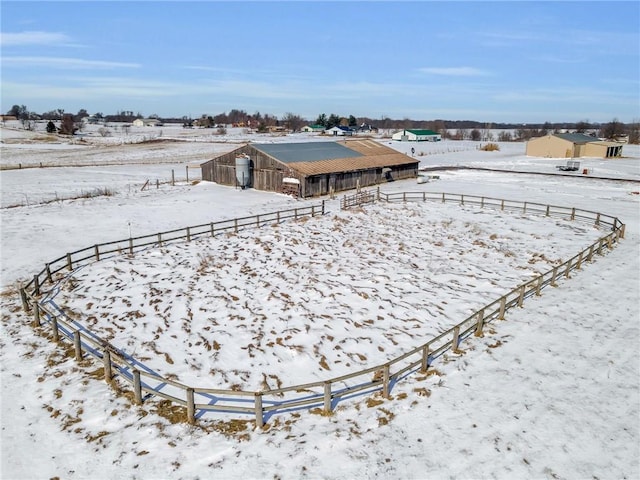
235,154,251,189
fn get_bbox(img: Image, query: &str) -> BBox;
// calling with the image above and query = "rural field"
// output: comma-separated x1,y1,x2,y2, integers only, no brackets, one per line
1,122,639,479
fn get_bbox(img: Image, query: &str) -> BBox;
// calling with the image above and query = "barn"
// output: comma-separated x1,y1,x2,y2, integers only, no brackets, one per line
392,129,442,142
526,133,623,158
200,139,419,198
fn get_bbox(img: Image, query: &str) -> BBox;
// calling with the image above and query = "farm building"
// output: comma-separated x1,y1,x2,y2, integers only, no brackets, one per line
301,124,325,132
200,140,419,198
392,129,442,142
526,133,623,158
132,118,164,127
326,126,355,136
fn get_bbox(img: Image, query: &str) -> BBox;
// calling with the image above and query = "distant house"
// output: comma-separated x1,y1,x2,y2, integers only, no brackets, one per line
133,118,164,127
326,126,355,136
301,124,325,132
358,123,379,133
392,129,441,142
201,139,419,198
526,133,623,158
0,115,17,122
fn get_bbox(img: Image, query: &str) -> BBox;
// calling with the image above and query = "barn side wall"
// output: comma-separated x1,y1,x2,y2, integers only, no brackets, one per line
201,146,300,192
301,163,418,198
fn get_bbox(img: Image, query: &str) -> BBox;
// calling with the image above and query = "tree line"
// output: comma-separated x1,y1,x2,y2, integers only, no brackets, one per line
4,104,639,143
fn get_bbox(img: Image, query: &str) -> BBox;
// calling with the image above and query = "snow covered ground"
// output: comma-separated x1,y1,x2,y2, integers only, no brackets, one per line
1,125,638,479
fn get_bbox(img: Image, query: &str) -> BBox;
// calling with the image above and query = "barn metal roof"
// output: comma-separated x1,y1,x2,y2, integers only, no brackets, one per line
253,141,363,163
251,139,418,176
202,139,418,177
554,133,600,144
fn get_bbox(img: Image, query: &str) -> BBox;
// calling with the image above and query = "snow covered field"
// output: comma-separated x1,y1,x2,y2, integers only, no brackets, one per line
1,125,638,479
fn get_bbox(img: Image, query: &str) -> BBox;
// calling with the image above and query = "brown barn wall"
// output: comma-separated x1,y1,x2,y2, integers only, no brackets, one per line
202,146,300,192
301,164,418,198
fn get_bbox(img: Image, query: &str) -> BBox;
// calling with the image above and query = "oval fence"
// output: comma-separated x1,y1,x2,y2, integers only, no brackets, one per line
20,192,625,428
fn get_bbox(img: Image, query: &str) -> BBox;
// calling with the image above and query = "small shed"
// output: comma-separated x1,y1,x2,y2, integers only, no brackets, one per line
392,129,441,142
526,133,623,158
201,139,419,198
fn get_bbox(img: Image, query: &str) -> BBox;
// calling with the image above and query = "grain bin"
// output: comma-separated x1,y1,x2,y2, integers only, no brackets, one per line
235,154,251,189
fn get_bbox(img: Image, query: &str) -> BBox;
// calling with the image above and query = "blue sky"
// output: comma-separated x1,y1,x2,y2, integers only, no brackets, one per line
1,1,639,123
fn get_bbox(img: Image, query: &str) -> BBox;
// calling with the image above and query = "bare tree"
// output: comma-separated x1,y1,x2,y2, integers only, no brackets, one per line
575,120,590,133
282,112,304,132
600,118,625,140
627,120,640,145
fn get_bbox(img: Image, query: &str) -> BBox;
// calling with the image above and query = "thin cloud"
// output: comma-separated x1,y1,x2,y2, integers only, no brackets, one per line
1,31,72,46
3,57,140,69
418,67,489,77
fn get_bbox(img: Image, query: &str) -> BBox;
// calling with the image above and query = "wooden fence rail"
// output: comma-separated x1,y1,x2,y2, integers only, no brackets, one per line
21,193,624,428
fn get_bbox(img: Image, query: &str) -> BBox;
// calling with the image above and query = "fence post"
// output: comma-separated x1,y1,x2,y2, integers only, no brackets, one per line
322,200,326,215
157,233,162,246
210,223,215,237
382,364,391,399
564,258,572,278
295,208,298,220
550,266,559,287
498,296,506,320
501,199,505,211
376,187,380,201
73,331,82,361
517,285,526,307
94,245,100,261
255,392,264,429
186,227,191,242
45,264,53,283
480,197,484,208
441,192,445,203
452,326,460,351
103,349,112,382
523,202,527,214
186,388,195,425
33,302,41,327
595,212,600,227
535,275,543,296
587,245,595,262
186,166,189,183
128,237,133,255
570,208,576,221
234,218,238,233
546,205,550,216
474,309,485,337
20,286,31,312
171,169,175,186
323,382,332,414
33,275,40,296
51,316,59,342
420,345,430,372
576,251,584,270
66,253,72,270
133,369,142,404
257,214,261,227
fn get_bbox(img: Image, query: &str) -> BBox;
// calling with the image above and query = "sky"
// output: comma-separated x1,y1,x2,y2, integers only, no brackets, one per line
0,126,638,478
1,1,639,124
